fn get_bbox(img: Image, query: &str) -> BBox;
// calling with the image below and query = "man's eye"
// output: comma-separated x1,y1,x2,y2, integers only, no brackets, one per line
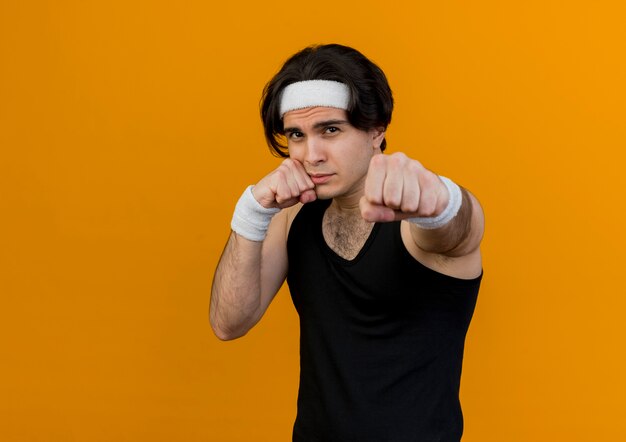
289,132,304,139
325,127,339,134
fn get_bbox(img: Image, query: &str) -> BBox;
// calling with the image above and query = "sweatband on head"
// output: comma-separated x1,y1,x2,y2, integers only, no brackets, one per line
279,80,350,117
231,185,280,241
408,176,463,230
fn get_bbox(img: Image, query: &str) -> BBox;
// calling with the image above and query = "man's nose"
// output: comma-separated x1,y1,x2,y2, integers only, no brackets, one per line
303,137,326,166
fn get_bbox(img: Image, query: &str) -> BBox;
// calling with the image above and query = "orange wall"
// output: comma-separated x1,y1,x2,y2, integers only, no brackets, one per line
2,1,625,440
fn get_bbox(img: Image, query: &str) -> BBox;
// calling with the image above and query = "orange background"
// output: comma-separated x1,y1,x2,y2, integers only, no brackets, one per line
1,1,625,440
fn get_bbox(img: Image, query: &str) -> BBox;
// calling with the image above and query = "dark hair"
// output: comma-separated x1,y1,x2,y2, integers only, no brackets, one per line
260,44,394,157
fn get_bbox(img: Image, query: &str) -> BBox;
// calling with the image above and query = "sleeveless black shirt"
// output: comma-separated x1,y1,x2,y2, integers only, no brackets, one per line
287,199,482,442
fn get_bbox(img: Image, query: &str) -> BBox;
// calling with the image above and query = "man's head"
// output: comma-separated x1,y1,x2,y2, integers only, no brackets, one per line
261,44,394,157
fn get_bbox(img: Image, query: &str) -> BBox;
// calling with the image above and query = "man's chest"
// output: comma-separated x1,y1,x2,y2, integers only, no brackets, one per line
322,211,374,260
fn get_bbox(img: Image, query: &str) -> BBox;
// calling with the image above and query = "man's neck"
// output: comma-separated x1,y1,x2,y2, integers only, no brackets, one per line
326,178,367,216
329,192,363,217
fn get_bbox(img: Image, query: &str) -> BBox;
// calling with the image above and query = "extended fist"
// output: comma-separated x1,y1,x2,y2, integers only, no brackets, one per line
360,153,449,223
252,158,317,209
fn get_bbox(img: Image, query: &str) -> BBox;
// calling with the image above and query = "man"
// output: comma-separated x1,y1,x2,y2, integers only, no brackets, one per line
210,44,484,441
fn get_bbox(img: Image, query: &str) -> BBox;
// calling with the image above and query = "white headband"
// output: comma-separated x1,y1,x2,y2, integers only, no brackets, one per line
279,80,350,117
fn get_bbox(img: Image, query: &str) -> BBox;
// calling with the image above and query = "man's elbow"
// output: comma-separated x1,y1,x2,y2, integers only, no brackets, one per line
209,316,249,341
212,326,248,341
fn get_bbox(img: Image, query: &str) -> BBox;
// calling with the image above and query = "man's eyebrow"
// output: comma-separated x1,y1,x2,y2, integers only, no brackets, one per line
313,119,349,130
283,120,349,133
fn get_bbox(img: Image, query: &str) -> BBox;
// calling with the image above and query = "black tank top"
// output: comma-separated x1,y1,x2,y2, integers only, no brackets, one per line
287,199,482,442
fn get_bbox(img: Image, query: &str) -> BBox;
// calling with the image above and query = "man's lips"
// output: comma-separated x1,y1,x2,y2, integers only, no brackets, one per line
309,173,334,185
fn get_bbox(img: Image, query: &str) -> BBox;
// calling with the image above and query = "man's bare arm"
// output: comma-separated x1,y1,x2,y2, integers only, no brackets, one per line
210,210,289,341
360,153,484,278
408,188,484,258
210,158,316,341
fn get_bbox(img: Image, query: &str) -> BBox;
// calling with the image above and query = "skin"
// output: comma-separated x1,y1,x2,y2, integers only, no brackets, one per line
210,107,484,340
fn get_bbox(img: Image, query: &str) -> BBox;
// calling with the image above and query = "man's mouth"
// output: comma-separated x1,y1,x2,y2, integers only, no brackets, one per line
309,173,334,185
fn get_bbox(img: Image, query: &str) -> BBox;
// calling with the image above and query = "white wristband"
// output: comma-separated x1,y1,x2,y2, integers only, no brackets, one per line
408,176,462,230
231,186,280,241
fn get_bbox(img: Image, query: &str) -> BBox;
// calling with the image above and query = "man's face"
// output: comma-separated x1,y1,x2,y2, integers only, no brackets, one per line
283,107,384,202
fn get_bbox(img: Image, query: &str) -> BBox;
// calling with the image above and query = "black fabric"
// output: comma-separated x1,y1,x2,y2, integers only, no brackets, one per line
287,199,482,442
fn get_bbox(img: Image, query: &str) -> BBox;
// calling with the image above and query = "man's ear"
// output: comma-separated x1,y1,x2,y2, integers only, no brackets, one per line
371,127,386,150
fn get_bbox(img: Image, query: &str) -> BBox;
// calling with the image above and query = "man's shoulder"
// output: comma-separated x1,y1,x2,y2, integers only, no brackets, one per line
284,203,305,233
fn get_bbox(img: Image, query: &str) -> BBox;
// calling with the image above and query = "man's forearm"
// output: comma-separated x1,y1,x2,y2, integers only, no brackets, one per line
210,232,264,340
411,188,484,257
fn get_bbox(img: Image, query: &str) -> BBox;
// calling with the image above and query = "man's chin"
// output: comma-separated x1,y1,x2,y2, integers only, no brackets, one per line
311,187,334,200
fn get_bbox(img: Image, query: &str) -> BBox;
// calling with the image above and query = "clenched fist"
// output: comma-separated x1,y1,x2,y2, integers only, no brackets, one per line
252,158,317,209
360,153,450,223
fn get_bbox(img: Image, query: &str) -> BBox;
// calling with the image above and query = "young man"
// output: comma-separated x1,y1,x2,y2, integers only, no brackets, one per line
210,44,484,441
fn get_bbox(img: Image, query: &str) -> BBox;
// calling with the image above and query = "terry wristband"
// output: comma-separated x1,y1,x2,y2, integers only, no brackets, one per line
408,176,462,230
231,186,280,241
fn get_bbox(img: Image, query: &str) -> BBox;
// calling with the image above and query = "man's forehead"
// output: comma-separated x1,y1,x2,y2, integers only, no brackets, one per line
283,106,349,128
